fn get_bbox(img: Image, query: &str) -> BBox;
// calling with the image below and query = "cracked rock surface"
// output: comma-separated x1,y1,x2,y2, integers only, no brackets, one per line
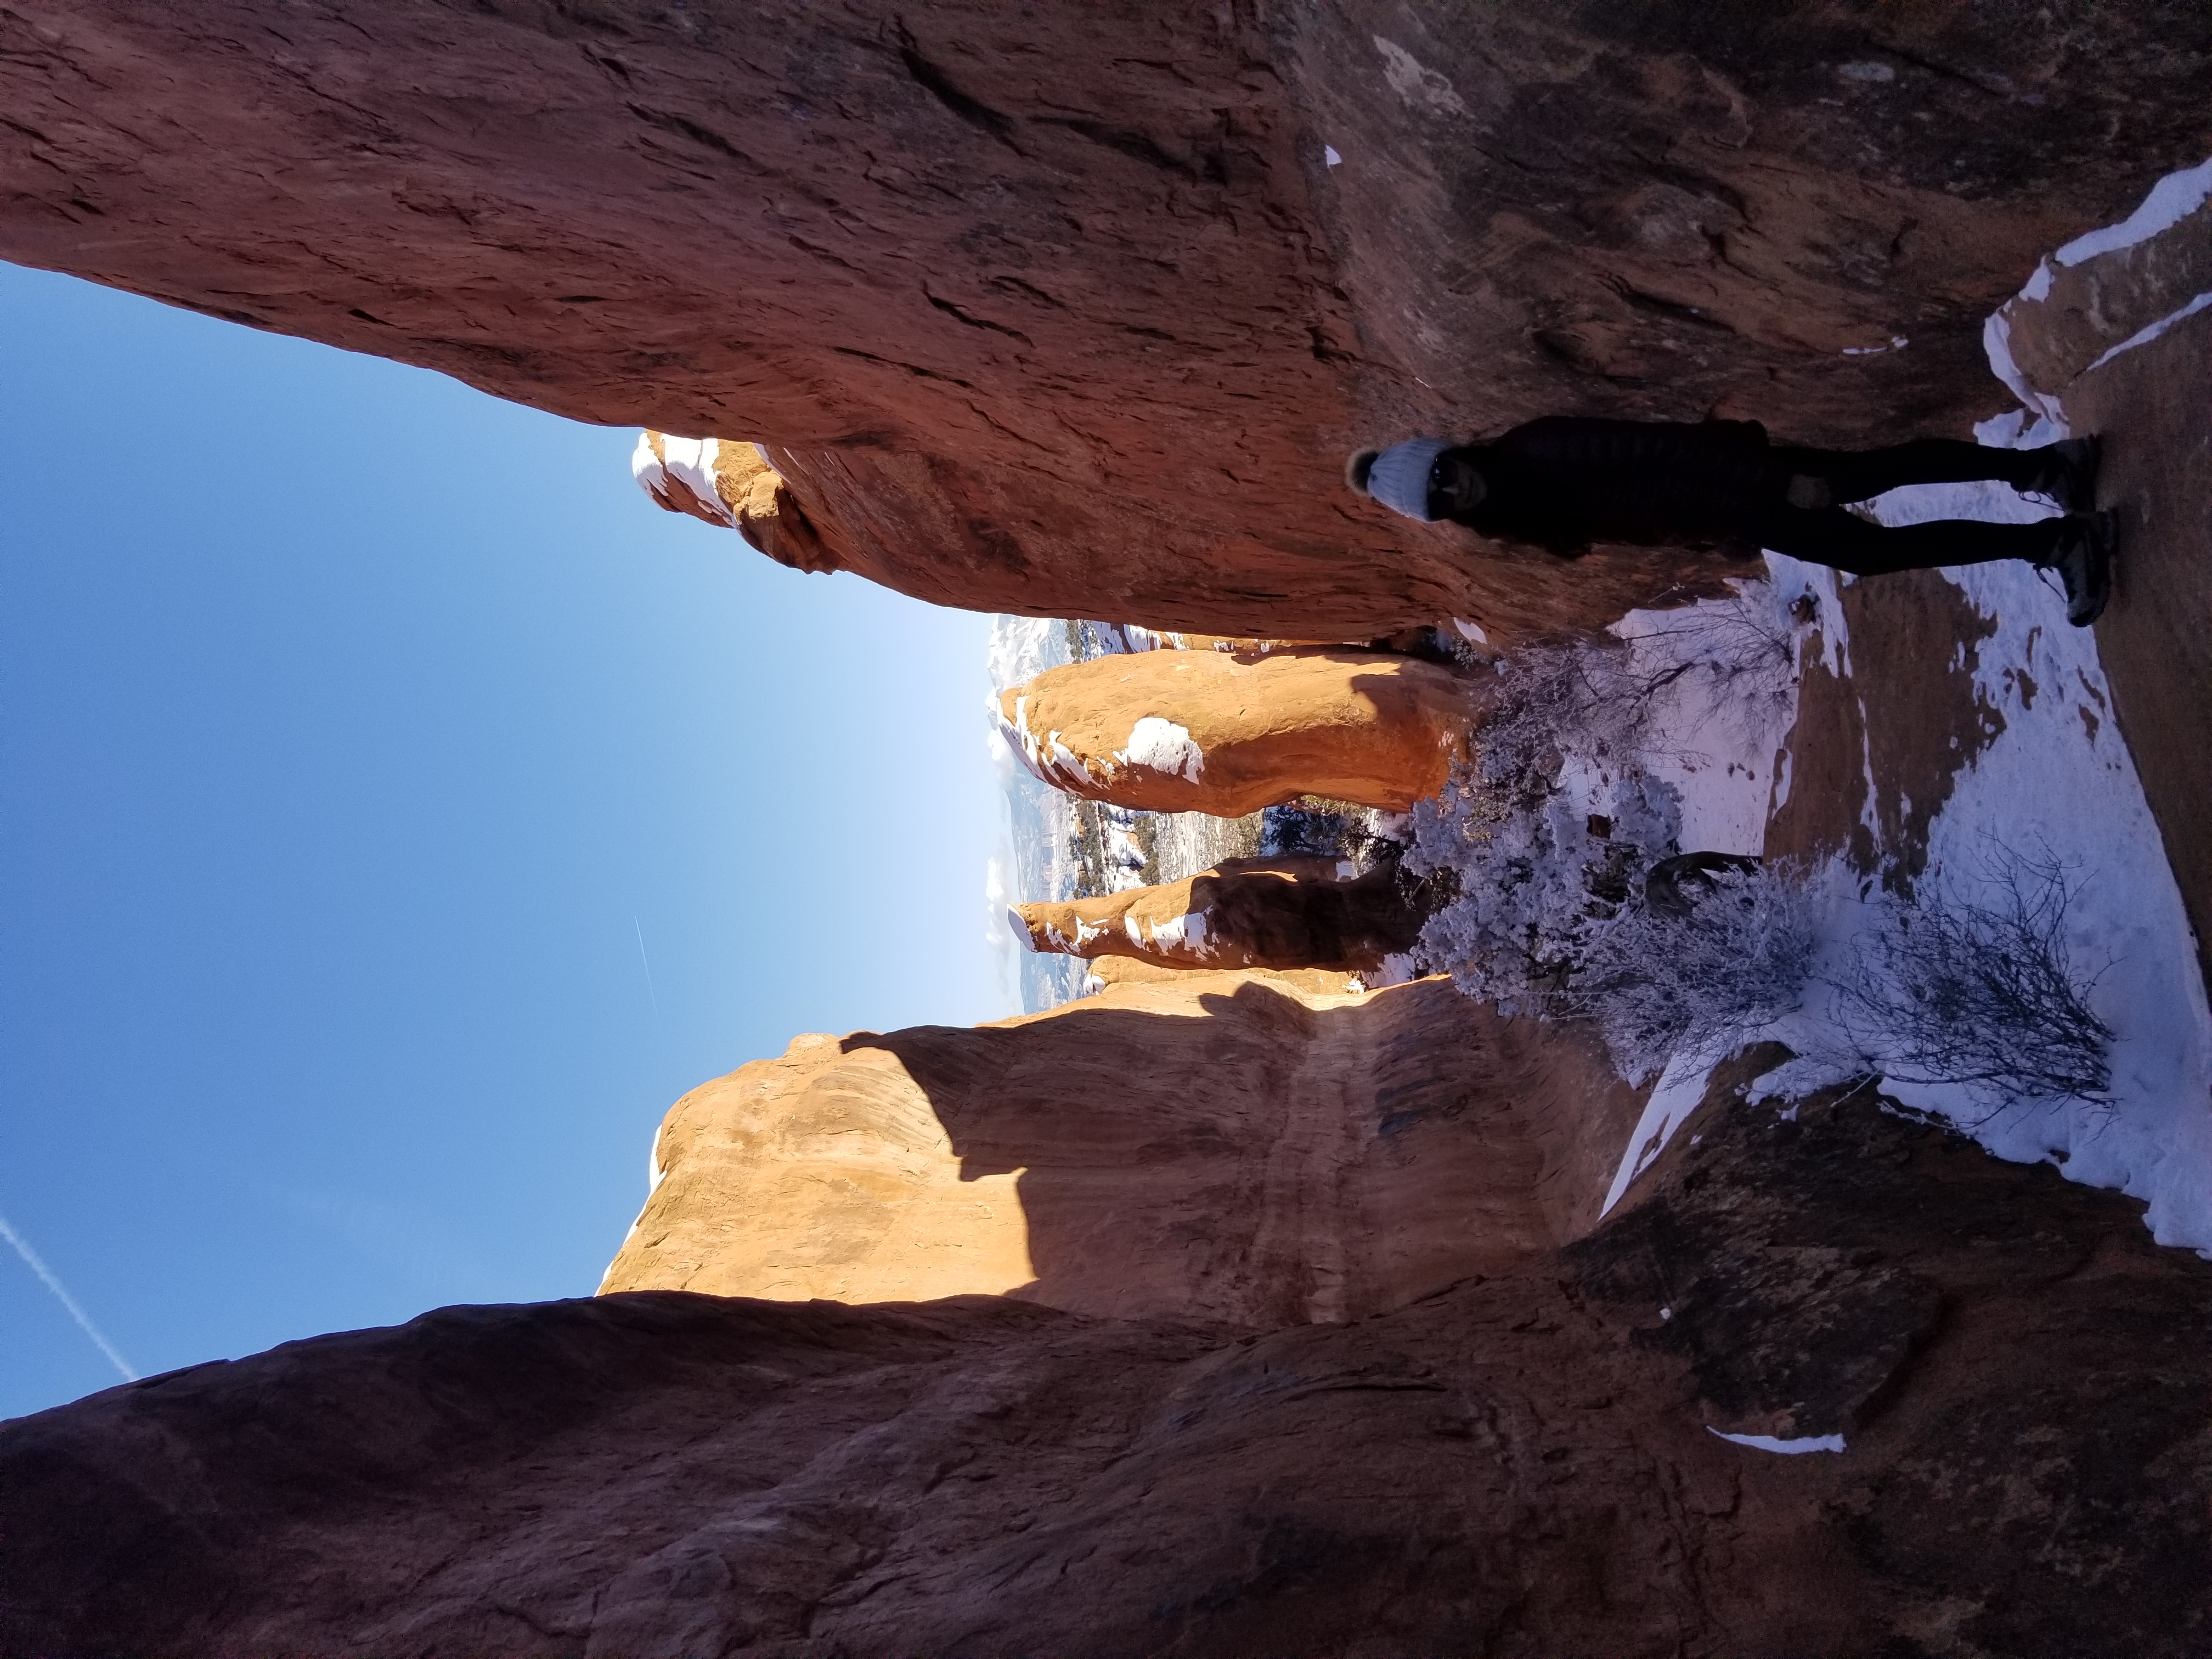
5,2,2209,640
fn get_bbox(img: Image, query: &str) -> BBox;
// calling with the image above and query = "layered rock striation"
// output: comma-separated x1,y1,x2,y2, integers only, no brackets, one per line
602,972,1640,1328
1009,856,1424,975
7,3,2209,639
997,645,1477,816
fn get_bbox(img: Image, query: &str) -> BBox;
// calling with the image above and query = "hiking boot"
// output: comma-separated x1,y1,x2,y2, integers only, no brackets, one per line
2045,510,2115,627
2025,435,2101,513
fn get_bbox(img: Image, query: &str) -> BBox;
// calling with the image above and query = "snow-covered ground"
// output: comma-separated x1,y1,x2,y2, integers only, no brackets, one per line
985,157,2212,1254
1603,511,2212,1259
1603,150,2212,1254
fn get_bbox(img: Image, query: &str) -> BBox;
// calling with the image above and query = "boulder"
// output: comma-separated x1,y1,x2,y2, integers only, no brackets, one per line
1011,856,1424,974
601,973,1643,1328
997,645,1476,815
8,3,2209,639
630,431,839,573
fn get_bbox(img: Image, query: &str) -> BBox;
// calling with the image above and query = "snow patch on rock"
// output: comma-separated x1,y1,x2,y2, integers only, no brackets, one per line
1115,716,1205,781
1707,1427,1847,1455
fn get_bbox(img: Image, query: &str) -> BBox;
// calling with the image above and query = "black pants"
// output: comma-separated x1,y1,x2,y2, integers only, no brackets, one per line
1752,440,2064,574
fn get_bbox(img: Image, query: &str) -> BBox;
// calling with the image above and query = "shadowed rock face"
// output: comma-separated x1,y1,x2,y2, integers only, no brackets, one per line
5,2,2208,639
10,1080,2208,1658
1012,856,1426,974
603,974,1643,1328
998,646,1477,815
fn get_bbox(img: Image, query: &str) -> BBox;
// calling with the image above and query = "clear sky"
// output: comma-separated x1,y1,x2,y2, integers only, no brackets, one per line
0,262,1011,1420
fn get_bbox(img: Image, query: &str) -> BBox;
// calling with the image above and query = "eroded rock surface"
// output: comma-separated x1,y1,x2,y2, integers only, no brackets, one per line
6,3,2209,639
602,973,1640,1328
631,430,839,573
998,646,1476,816
10,1081,2207,1658
1012,857,1424,974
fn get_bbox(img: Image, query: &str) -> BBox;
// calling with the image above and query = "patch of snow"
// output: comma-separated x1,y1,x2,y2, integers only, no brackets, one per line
1723,417,2212,1258
1324,144,1343,167
1116,715,1205,781
2049,153,2212,268
1707,1427,1847,1455
1148,909,1210,954
1982,309,2069,427
1607,577,1807,856
1004,906,1037,953
1451,616,1490,645
657,435,734,525
629,431,664,495
1842,335,1908,356
2080,289,2212,376
1601,1046,1723,1216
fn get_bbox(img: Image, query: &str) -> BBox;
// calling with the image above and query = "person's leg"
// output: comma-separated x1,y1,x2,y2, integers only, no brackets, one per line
1769,439,2041,504
1755,506,2064,575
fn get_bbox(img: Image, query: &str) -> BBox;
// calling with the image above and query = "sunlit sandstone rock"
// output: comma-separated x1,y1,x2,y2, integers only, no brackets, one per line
1080,952,1362,996
1010,856,1422,974
996,645,1476,816
600,972,1642,1328
631,431,840,574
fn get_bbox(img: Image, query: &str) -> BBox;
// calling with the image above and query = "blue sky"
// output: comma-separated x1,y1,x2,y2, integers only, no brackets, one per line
0,262,1009,1419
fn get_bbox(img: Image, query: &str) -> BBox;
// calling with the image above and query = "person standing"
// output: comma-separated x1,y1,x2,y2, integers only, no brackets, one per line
1348,417,2113,624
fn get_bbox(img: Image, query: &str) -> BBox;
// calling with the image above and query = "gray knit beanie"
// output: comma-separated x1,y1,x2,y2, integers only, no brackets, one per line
1361,437,1452,521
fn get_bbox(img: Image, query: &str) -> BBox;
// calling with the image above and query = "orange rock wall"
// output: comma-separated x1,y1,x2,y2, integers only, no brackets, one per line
997,646,1477,816
602,972,1644,1329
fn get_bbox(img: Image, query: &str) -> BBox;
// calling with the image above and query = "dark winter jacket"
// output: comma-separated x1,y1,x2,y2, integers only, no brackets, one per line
1448,416,1781,555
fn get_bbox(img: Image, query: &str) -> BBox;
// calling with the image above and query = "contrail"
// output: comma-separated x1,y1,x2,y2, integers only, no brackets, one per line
633,916,663,1028
0,1209,138,1381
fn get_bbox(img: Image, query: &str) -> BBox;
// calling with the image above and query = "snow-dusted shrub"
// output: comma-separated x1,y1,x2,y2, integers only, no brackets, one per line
1565,860,1820,1084
1838,846,2113,1110
1406,761,1681,1012
1406,635,1682,1009
1260,796,1400,864
1409,619,1819,1077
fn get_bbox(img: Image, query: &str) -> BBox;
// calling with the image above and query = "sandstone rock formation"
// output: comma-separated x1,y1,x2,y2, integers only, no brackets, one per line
602,973,1640,1327
7,3,2209,639
1081,953,1362,998
998,645,1477,816
11,1070,2208,1658
1120,627,1336,654
630,430,838,573
1011,856,1424,975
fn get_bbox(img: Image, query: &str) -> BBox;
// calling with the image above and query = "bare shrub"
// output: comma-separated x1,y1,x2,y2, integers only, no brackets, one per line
1564,859,1820,1084
1410,589,1821,1076
1837,845,2113,1110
